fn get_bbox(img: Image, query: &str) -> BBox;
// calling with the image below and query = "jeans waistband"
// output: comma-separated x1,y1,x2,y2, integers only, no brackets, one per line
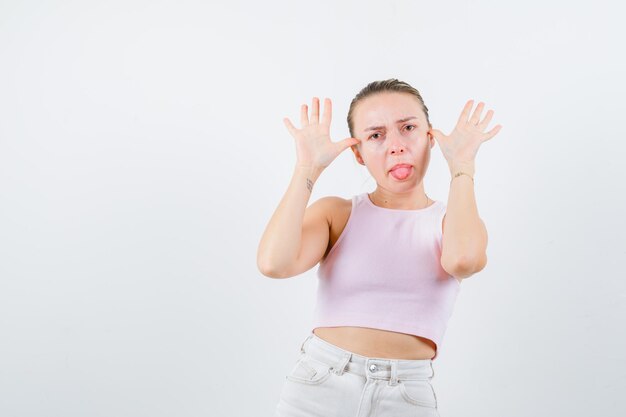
299,332,434,384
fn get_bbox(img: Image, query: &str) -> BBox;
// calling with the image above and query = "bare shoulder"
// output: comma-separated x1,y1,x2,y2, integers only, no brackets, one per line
314,195,351,224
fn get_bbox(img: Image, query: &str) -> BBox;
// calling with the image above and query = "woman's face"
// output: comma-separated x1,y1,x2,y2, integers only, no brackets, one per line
351,92,434,189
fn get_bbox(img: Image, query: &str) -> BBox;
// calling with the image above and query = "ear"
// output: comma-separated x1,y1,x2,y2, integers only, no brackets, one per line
351,144,365,165
428,126,435,148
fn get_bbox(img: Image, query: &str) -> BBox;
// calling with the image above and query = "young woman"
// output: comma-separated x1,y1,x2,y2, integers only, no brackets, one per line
257,79,502,417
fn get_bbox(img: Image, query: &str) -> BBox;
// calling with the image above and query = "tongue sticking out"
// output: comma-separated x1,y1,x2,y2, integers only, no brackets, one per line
390,166,412,180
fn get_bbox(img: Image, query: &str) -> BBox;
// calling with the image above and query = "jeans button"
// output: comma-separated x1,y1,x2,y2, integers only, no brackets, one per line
369,364,377,372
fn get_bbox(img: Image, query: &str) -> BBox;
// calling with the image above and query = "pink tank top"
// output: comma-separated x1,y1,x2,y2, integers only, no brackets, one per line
311,192,461,360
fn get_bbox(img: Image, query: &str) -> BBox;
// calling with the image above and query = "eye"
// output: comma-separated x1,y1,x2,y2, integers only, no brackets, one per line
369,133,382,140
405,125,416,131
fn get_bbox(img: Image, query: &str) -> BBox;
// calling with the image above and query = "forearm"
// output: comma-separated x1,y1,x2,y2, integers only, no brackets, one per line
256,165,323,275
442,161,488,269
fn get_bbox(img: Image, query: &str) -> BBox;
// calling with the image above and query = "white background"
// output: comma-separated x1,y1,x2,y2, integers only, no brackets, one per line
1,1,624,416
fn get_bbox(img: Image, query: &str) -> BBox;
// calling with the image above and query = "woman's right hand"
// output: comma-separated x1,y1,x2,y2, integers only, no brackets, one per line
283,97,361,171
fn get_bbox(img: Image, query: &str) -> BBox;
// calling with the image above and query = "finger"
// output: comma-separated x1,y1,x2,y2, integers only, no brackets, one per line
477,109,494,131
300,103,309,127
470,102,485,125
457,99,474,126
283,117,298,137
429,128,442,140
321,98,332,126
338,137,360,151
310,97,320,124
482,124,502,142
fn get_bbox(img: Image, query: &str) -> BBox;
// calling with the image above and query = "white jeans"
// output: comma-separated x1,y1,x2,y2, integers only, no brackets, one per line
274,332,441,417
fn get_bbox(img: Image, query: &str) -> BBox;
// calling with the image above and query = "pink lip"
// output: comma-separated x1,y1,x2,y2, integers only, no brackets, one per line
389,163,413,172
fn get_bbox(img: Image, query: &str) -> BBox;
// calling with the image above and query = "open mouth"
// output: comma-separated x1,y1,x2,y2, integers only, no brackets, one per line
390,165,413,180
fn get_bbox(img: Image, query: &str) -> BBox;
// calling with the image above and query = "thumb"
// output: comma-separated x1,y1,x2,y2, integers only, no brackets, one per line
338,137,361,151
429,128,443,141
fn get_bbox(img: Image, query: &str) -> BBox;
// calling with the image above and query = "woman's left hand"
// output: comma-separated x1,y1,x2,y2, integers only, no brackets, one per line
428,99,502,168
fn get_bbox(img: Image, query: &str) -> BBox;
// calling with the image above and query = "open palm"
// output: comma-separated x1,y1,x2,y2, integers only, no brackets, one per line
429,99,502,165
283,97,360,169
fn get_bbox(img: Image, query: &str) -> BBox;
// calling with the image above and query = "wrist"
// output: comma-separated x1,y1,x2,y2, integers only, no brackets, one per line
449,160,475,177
449,160,475,184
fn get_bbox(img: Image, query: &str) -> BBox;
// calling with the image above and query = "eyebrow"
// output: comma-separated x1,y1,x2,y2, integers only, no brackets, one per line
364,117,419,132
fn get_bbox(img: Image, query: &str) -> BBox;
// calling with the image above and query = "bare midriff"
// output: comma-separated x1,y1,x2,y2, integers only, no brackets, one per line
313,326,436,360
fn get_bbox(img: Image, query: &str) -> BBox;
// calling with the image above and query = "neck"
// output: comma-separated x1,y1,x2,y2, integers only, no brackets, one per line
369,187,431,210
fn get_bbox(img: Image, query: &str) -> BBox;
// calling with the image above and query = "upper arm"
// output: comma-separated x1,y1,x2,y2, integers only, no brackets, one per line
278,197,334,279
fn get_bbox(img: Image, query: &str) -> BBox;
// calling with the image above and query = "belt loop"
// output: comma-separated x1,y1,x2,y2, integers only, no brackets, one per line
332,352,352,375
300,333,313,354
389,360,399,386
430,360,435,379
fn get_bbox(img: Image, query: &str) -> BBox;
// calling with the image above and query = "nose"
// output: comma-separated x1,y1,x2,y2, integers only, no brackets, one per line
387,131,406,154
